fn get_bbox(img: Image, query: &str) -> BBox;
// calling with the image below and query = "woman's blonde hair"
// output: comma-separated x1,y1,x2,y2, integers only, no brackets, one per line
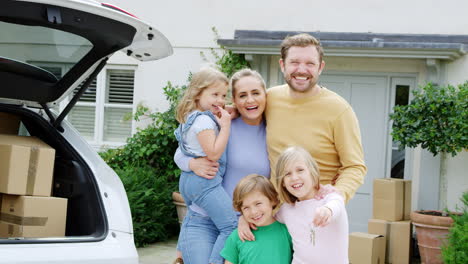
229,68,266,98
276,146,321,204
232,174,279,212
175,67,229,123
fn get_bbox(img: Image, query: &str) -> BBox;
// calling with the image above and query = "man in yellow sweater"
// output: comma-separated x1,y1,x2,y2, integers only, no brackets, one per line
267,33,367,203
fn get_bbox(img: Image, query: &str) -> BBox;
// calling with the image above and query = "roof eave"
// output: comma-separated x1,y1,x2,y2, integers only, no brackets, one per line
218,39,467,60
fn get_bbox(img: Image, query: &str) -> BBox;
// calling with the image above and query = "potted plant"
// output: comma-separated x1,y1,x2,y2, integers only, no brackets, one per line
390,81,467,264
441,192,468,264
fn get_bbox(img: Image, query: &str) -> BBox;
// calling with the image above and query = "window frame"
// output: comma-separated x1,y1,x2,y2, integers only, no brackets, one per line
76,64,137,149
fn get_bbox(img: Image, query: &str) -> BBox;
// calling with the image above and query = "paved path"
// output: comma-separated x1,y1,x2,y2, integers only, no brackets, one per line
138,238,177,264
138,238,422,264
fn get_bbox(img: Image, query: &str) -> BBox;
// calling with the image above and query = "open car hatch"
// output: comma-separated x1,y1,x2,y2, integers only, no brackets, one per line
0,0,173,128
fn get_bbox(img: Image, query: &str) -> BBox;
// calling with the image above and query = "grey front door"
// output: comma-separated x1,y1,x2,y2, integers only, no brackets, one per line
319,74,389,232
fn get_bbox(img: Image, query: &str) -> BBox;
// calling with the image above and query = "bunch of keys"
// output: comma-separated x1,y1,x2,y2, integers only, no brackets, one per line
309,224,317,246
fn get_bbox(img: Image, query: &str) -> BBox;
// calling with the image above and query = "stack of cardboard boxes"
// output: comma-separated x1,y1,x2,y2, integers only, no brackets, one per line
0,113,67,238
349,178,413,264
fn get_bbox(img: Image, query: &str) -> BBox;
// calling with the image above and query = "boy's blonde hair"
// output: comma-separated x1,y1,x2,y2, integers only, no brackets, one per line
175,67,229,123
233,174,279,212
229,68,266,98
276,146,321,204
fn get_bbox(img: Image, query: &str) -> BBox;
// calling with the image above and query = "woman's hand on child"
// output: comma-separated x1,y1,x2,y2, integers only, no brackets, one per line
215,106,232,128
312,206,332,227
238,215,257,242
189,157,219,179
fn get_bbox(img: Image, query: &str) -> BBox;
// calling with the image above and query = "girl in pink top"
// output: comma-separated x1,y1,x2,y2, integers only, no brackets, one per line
274,146,349,264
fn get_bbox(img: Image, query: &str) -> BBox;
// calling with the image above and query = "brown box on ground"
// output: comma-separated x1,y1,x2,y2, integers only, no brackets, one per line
373,179,405,221
368,219,412,264
349,232,386,264
0,194,67,238
0,135,55,196
393,179,412,220
0,113,21,134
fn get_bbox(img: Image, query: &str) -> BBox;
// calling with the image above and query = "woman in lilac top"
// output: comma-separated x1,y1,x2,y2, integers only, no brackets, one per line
174,69,270,264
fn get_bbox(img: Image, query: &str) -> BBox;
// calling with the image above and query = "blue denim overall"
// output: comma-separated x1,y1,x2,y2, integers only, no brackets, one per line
174,111,237,264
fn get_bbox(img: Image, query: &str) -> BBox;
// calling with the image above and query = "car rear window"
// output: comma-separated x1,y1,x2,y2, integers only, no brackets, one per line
0,21,93,80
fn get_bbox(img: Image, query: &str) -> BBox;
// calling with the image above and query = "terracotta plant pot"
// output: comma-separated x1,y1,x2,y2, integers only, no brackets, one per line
172,192,187,226
410,210,454,264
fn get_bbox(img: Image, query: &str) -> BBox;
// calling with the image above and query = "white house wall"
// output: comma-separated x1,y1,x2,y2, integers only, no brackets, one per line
444,151,468,211
106,0,468,48
447,55,468,85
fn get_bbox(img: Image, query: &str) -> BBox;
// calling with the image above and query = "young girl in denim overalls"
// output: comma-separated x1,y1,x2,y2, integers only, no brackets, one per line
174,67,237,264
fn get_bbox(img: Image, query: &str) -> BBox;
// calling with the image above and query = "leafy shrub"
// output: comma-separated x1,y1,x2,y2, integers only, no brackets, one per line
390,82,468,156
114,165,179,248
442,192,468,264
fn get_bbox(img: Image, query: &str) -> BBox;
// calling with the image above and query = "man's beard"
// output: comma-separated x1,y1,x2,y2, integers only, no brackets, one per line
284,74,316,93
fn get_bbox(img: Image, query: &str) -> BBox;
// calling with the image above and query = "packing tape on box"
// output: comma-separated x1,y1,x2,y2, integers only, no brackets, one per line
26,146,39,194
0,212,48,226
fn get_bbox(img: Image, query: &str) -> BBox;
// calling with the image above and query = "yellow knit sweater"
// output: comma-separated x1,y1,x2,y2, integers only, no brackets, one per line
266,85,367,203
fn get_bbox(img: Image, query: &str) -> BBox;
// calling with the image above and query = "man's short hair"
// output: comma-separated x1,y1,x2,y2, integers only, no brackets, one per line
280,33,324,62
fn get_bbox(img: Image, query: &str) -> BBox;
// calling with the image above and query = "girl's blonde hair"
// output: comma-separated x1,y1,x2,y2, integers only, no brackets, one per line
229,68,266,98
175,67,229,123
276,146,321,204
232,174,279,212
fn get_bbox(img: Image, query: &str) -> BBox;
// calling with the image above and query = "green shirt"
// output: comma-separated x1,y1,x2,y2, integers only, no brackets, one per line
221,221,292,264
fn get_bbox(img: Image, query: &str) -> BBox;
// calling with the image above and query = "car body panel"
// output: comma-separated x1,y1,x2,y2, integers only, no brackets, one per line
0,231,138,264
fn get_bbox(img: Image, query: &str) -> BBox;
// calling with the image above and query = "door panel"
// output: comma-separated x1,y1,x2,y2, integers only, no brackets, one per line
319,75,388,232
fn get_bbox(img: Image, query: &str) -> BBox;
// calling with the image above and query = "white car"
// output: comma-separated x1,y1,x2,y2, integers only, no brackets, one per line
0,0,172,263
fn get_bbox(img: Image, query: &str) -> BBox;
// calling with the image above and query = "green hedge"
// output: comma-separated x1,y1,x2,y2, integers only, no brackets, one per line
100,83,184,247
442,192,468,264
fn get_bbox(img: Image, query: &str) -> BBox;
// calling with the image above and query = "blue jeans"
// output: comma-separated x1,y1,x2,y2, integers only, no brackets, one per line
178,209,237,264
175,111,237,264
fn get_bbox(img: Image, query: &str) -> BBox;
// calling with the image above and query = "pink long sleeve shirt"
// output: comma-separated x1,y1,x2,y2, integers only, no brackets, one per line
275,189,349,264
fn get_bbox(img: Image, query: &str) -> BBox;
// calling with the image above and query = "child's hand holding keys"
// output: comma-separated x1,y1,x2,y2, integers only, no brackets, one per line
312,206,332,227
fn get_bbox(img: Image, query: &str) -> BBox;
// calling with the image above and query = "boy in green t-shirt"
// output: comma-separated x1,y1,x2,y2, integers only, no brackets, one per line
221,174,292,264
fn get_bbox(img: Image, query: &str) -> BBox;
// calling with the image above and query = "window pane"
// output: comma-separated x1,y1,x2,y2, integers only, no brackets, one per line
73,78,97,102
395,85,410,106
68,105,95,141
391,84,410,178
106,70,134,104
103,106,132,142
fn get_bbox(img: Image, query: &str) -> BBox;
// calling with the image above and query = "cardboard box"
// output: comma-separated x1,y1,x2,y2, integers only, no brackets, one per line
0,113,21,134
0,135,55,196
350,232,386,264
373,179,405,221
393,179,412,220
368,219,412,264
0,194,67,238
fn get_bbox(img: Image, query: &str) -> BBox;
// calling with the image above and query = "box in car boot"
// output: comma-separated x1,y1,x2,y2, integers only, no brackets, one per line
0,135,55,196
0,194,67,238
0,113,21,135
